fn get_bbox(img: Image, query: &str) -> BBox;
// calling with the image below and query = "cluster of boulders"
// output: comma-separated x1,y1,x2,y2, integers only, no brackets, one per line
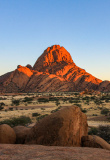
0,105,110,150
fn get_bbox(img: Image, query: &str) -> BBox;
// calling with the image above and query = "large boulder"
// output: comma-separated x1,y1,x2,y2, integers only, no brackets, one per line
0,124,16,144
25,105,88,146
13,126,30,144
81,135,110,150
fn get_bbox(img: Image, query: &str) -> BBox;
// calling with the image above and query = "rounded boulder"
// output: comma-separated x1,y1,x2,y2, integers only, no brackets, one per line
13,125,30,144
25,105,88,146
0,124,16,144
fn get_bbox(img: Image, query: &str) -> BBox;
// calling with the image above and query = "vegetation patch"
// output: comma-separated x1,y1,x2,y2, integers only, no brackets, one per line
0,116,31,127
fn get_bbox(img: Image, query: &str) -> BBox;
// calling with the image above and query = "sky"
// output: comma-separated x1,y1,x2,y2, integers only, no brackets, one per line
0,0,110,81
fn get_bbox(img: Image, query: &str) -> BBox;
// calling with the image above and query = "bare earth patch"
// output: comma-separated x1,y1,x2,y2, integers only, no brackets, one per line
0,144,110,160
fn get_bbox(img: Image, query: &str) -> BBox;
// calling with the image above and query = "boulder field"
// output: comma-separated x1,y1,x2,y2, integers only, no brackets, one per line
0,105,110,151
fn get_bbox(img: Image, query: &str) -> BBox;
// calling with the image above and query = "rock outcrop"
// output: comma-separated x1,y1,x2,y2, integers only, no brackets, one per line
0,44,110,92
0,124,16,144
25,106,88,146
0,144,110,160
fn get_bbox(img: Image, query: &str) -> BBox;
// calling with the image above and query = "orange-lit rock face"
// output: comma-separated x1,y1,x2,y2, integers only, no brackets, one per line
33,45,74,72
1,44,109,93
17,66,33,77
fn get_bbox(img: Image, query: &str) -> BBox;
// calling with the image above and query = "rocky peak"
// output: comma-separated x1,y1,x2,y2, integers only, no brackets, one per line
33,45,74,71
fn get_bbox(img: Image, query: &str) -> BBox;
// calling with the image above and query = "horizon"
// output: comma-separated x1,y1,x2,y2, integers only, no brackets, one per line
0,0,110,81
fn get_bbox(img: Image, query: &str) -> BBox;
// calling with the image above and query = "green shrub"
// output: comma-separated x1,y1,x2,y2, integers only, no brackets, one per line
55,101,60,106
97,125,110,143
23,97,33,102
74,103,81,108
101,108,109,115
88,126,110,143
0,116,31,127
12,99,20,106
41,108,45,110
36,114,48,121
9,107,13,111
0,102,5,110
88,127,98,135
0,106,4,110
92,114,98,116
38,98,49,103
51,106,61,113
32,113,40,117
81,108,87,113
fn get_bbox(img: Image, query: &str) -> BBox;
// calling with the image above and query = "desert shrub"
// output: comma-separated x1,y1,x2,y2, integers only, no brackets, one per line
101,108,109,115
55,100,60,106
97,125,110,144
92,114,98,116
74,92,79,96
51,106,61,113
41,108,45,110
100,95,110,101
0,102,5,110
0,116,31,127
88,125,110,143
81,108,87,113
94,99,103,105
37,98,49,103
74,103,81,108
90,96,95,100
0,105,4,110
9,107,13,111
32,113,40,117
12,99,20,106
36,114,48,121
82,96,90,100
49,97,59,102
0,102,5,106
23,97,33,102
0,97,7,100
88,127,98,135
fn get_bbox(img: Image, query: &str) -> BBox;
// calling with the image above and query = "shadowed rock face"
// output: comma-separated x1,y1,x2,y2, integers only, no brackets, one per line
25,106,88,146
13,126,30,144
0,44,110,92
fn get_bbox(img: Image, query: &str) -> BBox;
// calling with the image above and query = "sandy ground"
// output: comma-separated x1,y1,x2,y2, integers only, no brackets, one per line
0,93,110,126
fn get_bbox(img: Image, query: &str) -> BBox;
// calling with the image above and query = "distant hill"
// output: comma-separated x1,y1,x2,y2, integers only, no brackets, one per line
0,45,110,92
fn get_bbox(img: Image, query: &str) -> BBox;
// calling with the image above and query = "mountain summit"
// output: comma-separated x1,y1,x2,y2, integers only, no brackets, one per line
33,45,74,73
0,45,110,92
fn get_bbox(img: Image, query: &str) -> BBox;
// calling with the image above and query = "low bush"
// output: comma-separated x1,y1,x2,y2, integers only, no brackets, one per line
23,97,33,102
97,125,110,143
12,99,20,106
0,102,5,110
101,108,109,115
32,113,41,117
38,98,49,103
51,106,61,113
88,125,110,144
36,114,48,121
88,127,98,135
0,116,31,127
81,108,87,113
